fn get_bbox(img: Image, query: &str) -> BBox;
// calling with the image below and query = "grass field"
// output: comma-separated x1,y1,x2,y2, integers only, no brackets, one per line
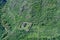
0,0,60,40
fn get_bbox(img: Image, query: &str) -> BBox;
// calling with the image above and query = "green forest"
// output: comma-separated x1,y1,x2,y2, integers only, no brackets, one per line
0,0,60,40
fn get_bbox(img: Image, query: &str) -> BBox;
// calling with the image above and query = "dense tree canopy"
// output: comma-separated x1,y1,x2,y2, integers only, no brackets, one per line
0,0,60,40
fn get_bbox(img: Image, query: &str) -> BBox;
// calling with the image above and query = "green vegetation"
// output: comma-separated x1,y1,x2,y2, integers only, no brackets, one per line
0,0,60,40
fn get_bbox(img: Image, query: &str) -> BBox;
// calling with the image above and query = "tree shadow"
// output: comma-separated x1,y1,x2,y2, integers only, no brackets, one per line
0,0,7,9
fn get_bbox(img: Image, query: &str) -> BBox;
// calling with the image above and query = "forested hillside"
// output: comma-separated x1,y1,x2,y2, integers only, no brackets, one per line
0,0,60,40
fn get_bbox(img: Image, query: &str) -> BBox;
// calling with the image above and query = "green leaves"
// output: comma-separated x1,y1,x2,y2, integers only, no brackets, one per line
0,0,60,40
